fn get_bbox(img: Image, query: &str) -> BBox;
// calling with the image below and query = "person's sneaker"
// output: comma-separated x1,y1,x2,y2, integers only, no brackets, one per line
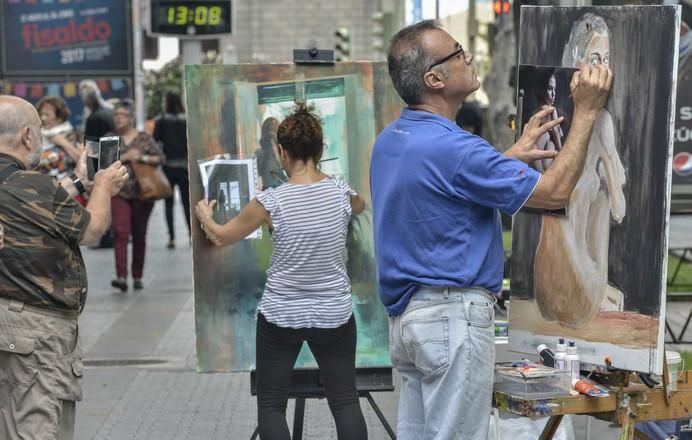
166,240,175,249
111,278,127,292
133,279,143,290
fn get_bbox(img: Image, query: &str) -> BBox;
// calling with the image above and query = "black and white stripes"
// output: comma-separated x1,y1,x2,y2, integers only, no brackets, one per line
256,178,356,329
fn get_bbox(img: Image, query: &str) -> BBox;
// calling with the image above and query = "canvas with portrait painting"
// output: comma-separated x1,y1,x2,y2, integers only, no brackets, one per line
509,6,680,375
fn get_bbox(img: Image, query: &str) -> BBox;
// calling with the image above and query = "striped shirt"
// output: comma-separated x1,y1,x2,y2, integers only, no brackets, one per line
256,177,356,328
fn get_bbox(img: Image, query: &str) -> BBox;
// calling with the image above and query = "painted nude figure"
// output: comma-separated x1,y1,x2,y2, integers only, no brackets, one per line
534,13,627,327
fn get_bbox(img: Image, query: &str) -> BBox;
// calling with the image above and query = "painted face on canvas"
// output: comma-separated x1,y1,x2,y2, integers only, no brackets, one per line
585,31,609,66
547,76,556,105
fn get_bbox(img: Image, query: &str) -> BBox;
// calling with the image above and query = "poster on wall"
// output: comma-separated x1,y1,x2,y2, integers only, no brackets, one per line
510,6,679,375
0,77,132,130
185,62,402,372
1,0,132,76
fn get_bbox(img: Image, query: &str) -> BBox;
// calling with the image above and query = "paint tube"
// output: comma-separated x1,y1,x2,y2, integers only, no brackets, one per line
572,379,609,397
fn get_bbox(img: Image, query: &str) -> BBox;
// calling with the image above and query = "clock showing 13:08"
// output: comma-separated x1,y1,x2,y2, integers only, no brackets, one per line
150,0,232,37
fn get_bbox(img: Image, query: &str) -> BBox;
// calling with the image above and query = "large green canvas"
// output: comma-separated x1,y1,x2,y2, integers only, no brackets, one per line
185,63,402,372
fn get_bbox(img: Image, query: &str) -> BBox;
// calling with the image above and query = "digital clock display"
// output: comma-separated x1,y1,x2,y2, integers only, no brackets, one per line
150,0,232,37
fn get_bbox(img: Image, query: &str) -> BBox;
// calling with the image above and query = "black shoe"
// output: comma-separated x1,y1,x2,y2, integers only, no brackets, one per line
166,240,175,249
111,278,128,292
133,279,143,290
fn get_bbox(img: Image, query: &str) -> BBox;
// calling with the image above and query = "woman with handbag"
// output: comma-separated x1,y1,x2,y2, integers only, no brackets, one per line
108,99,165,292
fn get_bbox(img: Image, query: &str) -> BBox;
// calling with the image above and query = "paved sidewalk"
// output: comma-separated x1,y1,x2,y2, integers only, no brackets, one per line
75,198,625,439
77,199,400,439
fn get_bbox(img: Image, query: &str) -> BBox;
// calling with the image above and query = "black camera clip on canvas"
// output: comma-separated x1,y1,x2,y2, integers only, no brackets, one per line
293,48,335,65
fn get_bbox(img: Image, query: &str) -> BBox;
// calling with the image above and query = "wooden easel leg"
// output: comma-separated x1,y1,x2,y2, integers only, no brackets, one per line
539,415,563,440
619,413,636,440
292,397,306,440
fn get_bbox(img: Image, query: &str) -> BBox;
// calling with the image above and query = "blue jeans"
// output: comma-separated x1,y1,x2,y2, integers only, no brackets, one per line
389,287,496,440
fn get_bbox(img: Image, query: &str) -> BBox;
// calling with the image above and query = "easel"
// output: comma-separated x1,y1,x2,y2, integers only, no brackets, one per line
249,367,396,440
492,358,692,440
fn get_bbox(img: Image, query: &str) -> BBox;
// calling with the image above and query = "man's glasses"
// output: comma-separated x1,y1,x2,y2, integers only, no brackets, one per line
428,44,472,71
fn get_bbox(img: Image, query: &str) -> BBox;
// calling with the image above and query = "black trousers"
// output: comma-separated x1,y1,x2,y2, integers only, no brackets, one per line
255,313,367,440
162,166,191,241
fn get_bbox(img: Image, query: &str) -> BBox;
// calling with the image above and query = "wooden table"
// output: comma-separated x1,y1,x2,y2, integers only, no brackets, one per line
493,371,692,440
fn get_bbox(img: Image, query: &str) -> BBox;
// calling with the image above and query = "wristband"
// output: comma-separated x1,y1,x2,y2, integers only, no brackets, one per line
69,174,86,195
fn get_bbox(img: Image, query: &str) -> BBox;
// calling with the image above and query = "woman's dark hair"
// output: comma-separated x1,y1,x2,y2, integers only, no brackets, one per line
276,102,323,163
165,91,184,114
532,68,556,106
36,95,71,122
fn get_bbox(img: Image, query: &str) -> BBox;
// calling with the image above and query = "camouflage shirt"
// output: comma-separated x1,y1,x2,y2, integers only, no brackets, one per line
0,153,91,312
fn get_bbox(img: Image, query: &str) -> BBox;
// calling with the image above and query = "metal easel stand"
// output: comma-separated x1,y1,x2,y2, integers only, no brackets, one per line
249,367,396,440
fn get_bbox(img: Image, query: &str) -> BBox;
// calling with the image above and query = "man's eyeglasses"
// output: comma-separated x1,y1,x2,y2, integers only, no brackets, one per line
428,44,472,71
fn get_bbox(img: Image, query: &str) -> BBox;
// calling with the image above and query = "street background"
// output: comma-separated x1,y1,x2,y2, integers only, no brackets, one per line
73,193,692,439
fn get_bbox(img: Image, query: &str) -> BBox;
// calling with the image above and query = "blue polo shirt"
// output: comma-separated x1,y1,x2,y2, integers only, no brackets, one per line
370,108,541,316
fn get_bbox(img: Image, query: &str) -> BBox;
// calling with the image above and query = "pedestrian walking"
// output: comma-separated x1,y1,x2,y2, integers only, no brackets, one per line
153,91,191,249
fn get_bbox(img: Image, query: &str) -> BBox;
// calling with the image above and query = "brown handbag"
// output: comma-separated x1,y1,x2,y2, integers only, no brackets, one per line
130,161,173,202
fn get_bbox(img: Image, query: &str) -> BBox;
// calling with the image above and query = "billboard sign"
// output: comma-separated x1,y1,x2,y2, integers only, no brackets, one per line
1,0,132,76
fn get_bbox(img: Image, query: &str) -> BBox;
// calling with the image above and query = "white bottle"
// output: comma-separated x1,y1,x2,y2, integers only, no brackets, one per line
555,338,567,371
566,341,580,384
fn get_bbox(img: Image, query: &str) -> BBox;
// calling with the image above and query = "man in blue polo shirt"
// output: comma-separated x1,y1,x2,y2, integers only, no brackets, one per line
370,21,613,440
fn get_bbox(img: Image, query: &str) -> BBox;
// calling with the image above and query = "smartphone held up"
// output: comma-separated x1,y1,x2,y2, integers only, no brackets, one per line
86,136,121,180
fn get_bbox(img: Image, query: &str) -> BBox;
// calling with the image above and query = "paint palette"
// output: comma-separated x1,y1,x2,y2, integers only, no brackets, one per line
494,362,571,399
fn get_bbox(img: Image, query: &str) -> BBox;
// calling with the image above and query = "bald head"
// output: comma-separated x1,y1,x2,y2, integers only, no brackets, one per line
0,96,42,167
0,96,40,148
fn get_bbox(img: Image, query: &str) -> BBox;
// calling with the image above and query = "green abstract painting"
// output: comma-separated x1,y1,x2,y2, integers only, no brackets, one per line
185,62,402,372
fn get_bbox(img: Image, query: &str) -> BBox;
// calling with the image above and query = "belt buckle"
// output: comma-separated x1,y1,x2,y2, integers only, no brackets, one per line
8,300,24,313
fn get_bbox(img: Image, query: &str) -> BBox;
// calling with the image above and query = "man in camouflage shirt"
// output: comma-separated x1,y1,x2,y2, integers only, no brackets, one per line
0,96,128,440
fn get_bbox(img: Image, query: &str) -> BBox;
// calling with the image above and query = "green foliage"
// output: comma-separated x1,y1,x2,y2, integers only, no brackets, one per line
668,254,692,293
144,57,183,119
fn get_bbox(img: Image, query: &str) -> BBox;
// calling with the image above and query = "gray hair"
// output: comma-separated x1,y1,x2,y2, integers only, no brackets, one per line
78,79,113,109
561,13,611,67
0,96,35,147
387,20,444,105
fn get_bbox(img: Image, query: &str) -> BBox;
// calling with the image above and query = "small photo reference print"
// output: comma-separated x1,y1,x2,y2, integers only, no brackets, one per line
518,65,578,216
198,158,261,240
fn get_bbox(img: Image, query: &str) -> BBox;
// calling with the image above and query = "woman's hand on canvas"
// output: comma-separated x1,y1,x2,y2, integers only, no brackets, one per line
196,199,215,223
505,106,563,164
196,200,223,245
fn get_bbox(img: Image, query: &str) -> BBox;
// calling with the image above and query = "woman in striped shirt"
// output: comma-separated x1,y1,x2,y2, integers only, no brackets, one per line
195,103,367,439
